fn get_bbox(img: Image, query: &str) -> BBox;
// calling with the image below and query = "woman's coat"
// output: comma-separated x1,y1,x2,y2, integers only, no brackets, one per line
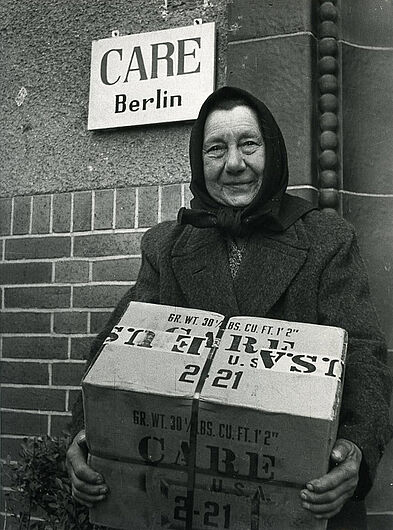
74,207,391,497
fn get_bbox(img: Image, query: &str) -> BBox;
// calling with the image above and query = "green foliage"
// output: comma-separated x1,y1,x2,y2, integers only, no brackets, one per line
2,435,104,530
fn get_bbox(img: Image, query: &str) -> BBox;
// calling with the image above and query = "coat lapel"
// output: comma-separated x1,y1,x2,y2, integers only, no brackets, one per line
171,223,310,318
171,227,240,316
234,224,310,316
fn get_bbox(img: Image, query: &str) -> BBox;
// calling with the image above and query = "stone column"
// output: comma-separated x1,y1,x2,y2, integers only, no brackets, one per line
340,1,393,525
340,1,393,348
317,0,340,213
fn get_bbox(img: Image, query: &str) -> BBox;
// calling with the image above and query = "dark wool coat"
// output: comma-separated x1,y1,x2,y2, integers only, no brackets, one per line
71,208,391,529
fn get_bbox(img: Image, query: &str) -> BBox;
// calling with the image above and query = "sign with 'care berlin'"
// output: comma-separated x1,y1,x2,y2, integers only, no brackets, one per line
88,22,215,130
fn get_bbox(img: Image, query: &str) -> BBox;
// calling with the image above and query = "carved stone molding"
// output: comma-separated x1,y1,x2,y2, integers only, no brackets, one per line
318,0,339,212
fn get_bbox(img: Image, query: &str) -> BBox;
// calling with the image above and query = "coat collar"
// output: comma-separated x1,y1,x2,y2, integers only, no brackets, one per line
171,226,239,316
171,223,310,318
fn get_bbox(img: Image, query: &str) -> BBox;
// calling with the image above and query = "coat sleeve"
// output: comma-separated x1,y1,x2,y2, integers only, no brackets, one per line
69,230,161,438
317,224,392,498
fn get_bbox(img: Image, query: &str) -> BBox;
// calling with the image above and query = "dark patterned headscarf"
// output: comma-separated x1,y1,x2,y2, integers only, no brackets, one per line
178,86,315,236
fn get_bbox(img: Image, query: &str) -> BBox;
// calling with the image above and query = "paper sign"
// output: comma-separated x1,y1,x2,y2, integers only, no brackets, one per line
88,23,216,130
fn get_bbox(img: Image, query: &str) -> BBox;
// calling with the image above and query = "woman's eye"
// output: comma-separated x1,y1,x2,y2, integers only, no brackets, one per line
206,145,226,158
240,141,259,154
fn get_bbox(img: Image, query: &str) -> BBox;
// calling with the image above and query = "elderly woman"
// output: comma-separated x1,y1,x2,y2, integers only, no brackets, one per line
67,87,391,529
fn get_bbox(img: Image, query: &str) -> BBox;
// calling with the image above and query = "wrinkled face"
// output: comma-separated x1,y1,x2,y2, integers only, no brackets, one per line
202,105,265,208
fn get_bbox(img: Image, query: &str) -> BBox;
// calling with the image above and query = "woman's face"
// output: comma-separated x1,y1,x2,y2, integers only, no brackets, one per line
202,105,265,208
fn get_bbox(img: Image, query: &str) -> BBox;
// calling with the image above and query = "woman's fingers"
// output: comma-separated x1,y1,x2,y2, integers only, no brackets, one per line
301,478,352,504
66,430,108,505
300,439,362,519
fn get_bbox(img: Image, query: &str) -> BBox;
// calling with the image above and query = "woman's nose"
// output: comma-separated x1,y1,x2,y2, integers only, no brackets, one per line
225,145,246,173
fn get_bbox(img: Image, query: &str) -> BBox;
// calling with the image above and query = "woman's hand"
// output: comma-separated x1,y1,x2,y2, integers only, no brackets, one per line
300,438,362,520
66,429,109,507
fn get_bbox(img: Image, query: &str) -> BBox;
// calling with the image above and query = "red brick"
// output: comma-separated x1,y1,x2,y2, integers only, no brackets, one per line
161,184,182,222
52,362,85,386
183,182,193,208
54,260,89,283
92,257,141,282
0,437,25,461
54,312,88,334
53,192,71,233
116,187,135,228
68,389,82,412
0,361,49,385
138,186,159,228
94,189,114,230
73,232,142,257
90,311,111,333
0,312,51,333
1,387,66,411
2,337,68,359
70,336,94,360
73,284,128,308
0,262,52,284
31,195,51,234
0,198,12,235
50,414,72,436
4,286,71,308
73,191,92,232
5,236,71,259
2,411,48,435
13,196,31,235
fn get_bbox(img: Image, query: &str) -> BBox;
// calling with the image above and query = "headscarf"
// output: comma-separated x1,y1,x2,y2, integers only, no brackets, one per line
178,86,316,236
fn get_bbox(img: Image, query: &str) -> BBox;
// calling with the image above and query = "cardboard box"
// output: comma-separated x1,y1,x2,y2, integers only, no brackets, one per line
83,302,347,529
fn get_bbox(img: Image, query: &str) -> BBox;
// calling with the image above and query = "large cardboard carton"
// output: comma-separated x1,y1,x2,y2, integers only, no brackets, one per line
83,302,347,529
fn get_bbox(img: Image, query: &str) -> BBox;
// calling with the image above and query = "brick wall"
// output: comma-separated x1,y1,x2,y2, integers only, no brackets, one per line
0,183,195,463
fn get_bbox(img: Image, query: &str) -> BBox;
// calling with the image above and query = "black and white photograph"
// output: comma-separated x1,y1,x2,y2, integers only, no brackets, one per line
1,1,393,529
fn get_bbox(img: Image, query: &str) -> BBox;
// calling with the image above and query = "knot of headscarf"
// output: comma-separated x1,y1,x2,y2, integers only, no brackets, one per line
216,208,243,235
177,202,280,237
